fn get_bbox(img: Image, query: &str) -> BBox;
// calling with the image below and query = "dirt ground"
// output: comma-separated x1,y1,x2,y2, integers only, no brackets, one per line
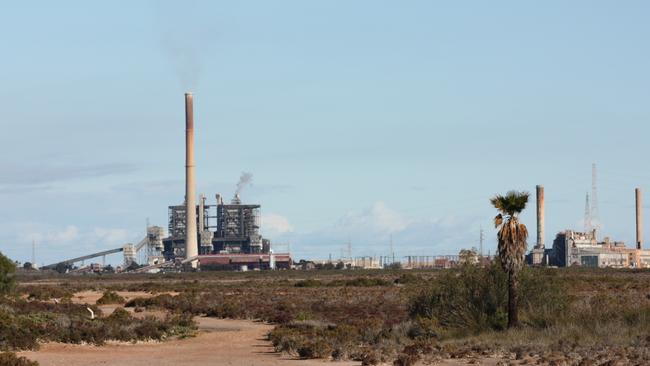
18,291,498,366
18,317,358,366
19,317,498,366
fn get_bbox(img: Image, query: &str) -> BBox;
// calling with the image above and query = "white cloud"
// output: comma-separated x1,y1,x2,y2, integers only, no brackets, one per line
262,214,294,234
15,224,79,245
48,225,79,243
0,221,137,265
0,162,137,187
92,227,130,246
267,201,483,260
337,201,410,234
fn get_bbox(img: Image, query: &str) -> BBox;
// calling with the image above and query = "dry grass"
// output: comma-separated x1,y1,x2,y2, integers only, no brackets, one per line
11,267,650,364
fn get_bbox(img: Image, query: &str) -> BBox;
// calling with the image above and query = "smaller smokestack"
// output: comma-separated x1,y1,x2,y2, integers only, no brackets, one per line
536,185,545,249
198,194,205,233
636,188,643,250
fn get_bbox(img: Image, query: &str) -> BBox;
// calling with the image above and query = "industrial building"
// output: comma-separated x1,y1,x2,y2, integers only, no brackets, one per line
159,92,290,270
41,93,291,272
162,192,272,260
528,184,650,268
547,230,650,268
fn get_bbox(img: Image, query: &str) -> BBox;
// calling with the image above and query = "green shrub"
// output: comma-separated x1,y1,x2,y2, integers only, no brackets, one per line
0,352,39,366
410,263,508,334
0,253,16,295
25,286,73,301
0,296,196,351
393,273,421,285
409,263,568,335
294,279,323,287
343,278,390,287
124,294,176,309
96,291,125,305
106,307,131,322
297,338,332,359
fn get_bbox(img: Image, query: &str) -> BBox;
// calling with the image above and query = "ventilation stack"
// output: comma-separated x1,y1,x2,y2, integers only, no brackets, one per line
636,188,643,250
536,185,545,249
531,185,545,265
185,93,198,267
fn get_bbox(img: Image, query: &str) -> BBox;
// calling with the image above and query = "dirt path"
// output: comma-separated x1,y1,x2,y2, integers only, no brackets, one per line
18,317,359,366
19,291,498,366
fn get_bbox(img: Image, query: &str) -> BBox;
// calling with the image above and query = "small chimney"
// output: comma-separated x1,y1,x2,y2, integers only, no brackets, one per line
185,93,198,266
536,185,545,249
636,188,643,250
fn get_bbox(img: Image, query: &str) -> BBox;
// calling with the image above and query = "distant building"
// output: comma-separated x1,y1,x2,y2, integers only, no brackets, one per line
198,253,292,271
545,230,650,268
164,193,266,259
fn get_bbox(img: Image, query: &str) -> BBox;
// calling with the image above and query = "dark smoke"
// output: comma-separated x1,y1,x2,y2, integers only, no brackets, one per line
154,1,218,90
161,32,202,90
235,172,253,195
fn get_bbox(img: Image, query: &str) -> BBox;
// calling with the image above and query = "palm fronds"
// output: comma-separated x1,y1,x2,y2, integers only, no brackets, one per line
490,191,530,217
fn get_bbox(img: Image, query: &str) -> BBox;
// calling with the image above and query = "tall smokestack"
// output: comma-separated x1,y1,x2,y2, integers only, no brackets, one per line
536,185,545,249
185,93,198,266
636,188,643,250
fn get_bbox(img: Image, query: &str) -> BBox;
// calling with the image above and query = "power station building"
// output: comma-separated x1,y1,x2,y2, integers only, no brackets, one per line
528,185,650,269
544,230,650,268
163,193,271,260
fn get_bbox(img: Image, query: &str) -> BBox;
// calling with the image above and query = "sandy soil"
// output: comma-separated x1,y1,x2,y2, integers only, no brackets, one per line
17,317,500,366
18,291,498,366
18,317,358,366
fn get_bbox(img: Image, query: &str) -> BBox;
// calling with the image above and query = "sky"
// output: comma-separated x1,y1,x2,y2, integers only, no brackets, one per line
1,1,649,266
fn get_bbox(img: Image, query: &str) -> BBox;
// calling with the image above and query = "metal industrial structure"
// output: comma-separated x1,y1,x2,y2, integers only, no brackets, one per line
42,247,125,270
122,225,165,267
529,180,650,268
159,92,289,270
42,93,290,273
163,192,269,260
547,229,650,268
42,225,166,271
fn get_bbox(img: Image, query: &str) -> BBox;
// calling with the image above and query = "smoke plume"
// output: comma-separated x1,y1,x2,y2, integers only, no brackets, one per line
154,1,218,90
235,172,253,195
161,33,202,90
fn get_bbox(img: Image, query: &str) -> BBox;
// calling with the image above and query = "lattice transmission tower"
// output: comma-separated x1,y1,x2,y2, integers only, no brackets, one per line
591,163,600,237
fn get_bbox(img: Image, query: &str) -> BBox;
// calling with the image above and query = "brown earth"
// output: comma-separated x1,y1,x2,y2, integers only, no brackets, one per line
18,291,497,366
18,317,359,366
17,317,499,366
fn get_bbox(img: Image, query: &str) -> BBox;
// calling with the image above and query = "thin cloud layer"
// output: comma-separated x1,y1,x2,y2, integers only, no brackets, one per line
0,163,137,186
266,201,483,260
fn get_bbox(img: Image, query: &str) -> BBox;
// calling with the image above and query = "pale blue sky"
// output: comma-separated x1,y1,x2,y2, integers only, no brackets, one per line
1,1,649,265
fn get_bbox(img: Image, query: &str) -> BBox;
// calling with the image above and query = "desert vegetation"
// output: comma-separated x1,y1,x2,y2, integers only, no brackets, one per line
96,290,126,305
0,252,196,360
5,251,650,364
0,352,39,366
0,296,196,351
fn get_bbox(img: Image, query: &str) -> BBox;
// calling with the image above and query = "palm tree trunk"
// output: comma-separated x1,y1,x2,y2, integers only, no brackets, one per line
508,270,519,328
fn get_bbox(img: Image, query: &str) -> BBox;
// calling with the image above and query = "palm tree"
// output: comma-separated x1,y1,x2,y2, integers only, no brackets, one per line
491,190,529,328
